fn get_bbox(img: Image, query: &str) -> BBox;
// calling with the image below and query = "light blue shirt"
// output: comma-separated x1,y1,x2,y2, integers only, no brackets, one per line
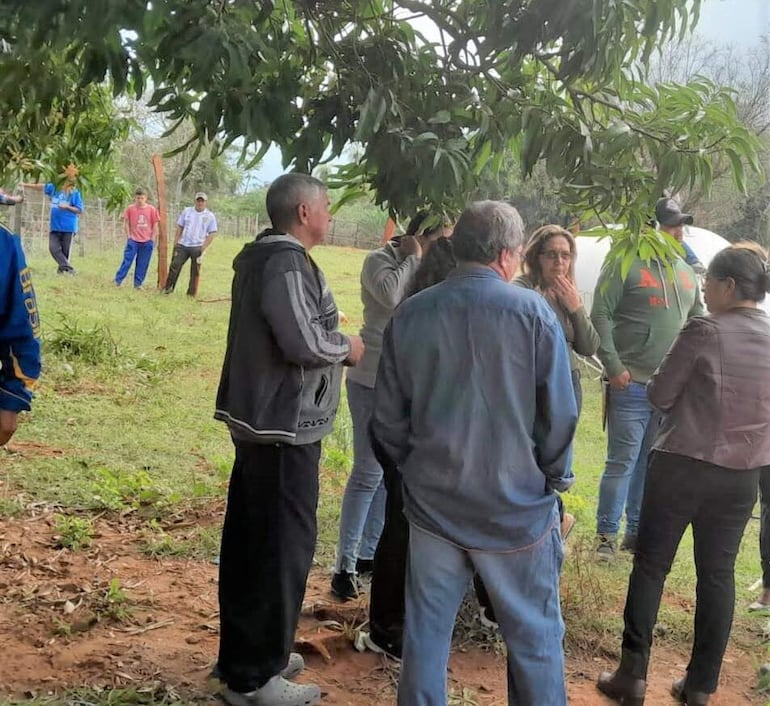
371,265,578,551
177,207,217,247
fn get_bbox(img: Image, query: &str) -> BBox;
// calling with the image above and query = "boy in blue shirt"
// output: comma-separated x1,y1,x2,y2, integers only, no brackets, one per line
24,177,83,275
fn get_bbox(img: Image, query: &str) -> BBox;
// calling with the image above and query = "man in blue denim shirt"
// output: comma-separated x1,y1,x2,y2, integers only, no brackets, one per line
371,201,577,706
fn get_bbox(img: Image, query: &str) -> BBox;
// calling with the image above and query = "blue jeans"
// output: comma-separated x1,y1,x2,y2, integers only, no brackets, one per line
334,379,386,573
399,521,566,706
115,239,154,287
596,382,661,537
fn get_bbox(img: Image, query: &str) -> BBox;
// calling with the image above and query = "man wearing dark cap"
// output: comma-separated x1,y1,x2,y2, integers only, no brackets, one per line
655,197,704,273
163,192,218,296
591,197,705,560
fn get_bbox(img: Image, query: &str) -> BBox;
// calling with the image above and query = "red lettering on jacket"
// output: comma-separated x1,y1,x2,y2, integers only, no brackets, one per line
678,270,694,290
639,268,661,289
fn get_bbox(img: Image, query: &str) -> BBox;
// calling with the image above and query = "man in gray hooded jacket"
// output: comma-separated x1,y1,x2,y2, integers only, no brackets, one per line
214,173,364,706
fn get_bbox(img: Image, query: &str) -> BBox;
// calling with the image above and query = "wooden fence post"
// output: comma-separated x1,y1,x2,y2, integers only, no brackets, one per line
152,154,169,289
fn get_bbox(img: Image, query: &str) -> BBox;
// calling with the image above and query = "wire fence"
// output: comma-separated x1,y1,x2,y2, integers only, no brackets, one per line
7,191,382,254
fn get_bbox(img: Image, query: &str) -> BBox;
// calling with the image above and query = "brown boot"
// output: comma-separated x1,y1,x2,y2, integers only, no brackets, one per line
596,669,646,705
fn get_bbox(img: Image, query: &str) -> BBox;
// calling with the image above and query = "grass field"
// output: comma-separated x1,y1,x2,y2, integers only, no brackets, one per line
3,236,769,687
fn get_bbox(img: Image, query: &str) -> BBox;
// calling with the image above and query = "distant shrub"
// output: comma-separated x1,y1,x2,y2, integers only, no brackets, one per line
46,315,118,364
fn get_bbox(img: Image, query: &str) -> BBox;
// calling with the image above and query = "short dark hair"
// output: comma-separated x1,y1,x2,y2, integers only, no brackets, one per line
451,201,524,264
134,187,147,196
266,173,327,232
709,244,770,302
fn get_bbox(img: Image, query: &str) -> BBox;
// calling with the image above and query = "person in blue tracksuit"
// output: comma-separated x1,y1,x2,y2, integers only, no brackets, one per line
0,222,41,445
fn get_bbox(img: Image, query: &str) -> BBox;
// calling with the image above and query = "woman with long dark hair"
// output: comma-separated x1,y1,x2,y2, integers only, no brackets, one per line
598,245,770,706
359,232,457,658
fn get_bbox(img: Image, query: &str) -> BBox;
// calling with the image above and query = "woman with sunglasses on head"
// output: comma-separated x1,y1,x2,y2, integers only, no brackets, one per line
515,224,600,412
598,244,770,706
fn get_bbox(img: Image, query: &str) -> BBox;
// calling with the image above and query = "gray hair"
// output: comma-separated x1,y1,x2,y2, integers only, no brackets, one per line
451,200,525,264
266,173,327,232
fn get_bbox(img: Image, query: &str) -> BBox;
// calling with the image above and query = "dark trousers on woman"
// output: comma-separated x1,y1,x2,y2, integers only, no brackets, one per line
759,467,770,588
217,440,321,692
620,451,758,694
49,230,75,272
369,440,408,657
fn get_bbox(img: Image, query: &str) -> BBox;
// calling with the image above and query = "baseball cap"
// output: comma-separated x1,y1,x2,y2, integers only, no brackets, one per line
655,197,693,227
195,192,207,201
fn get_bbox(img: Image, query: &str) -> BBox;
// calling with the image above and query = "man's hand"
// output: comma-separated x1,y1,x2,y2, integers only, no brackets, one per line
345,335,365,366
608,370,632,390
550,275,582,314
0,410,18,446
399,235,422,258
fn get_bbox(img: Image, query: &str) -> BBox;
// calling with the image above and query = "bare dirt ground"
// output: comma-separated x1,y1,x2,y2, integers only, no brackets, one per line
0,509,764,705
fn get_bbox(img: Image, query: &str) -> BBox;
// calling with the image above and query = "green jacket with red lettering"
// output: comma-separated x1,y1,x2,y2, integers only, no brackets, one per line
590,257,704,383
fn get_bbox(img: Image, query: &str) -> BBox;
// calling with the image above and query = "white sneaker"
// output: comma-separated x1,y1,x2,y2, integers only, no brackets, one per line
282,653,305,680
478,607,498,630
210,652,304,682
222,675,321,706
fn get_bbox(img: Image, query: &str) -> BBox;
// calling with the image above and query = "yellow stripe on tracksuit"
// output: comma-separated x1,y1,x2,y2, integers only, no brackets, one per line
11,352,36,391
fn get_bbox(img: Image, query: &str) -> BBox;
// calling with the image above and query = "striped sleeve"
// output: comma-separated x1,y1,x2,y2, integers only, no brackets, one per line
261,260,350,368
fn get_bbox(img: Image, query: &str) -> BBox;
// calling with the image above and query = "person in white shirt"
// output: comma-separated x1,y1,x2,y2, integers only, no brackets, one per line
163,192,218,296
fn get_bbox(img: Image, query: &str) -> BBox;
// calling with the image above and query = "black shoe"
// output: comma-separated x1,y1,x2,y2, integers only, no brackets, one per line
364,630,401,660
621,533,638,553
355,558,374,576
597,669,646,705
331,571,358,601
671,677,710,705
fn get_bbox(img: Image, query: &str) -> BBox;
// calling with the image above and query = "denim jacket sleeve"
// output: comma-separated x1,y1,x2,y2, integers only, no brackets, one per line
534,317,578,491
371,319,411,466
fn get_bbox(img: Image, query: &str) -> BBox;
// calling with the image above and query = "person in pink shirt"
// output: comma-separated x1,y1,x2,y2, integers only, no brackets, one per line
114,187,160,289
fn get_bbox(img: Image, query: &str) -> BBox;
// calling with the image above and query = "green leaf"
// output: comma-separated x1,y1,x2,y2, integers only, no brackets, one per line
428,110,451,125
330,187,367,214
474,140,493,176
620,246,636,281
726,149,747,194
